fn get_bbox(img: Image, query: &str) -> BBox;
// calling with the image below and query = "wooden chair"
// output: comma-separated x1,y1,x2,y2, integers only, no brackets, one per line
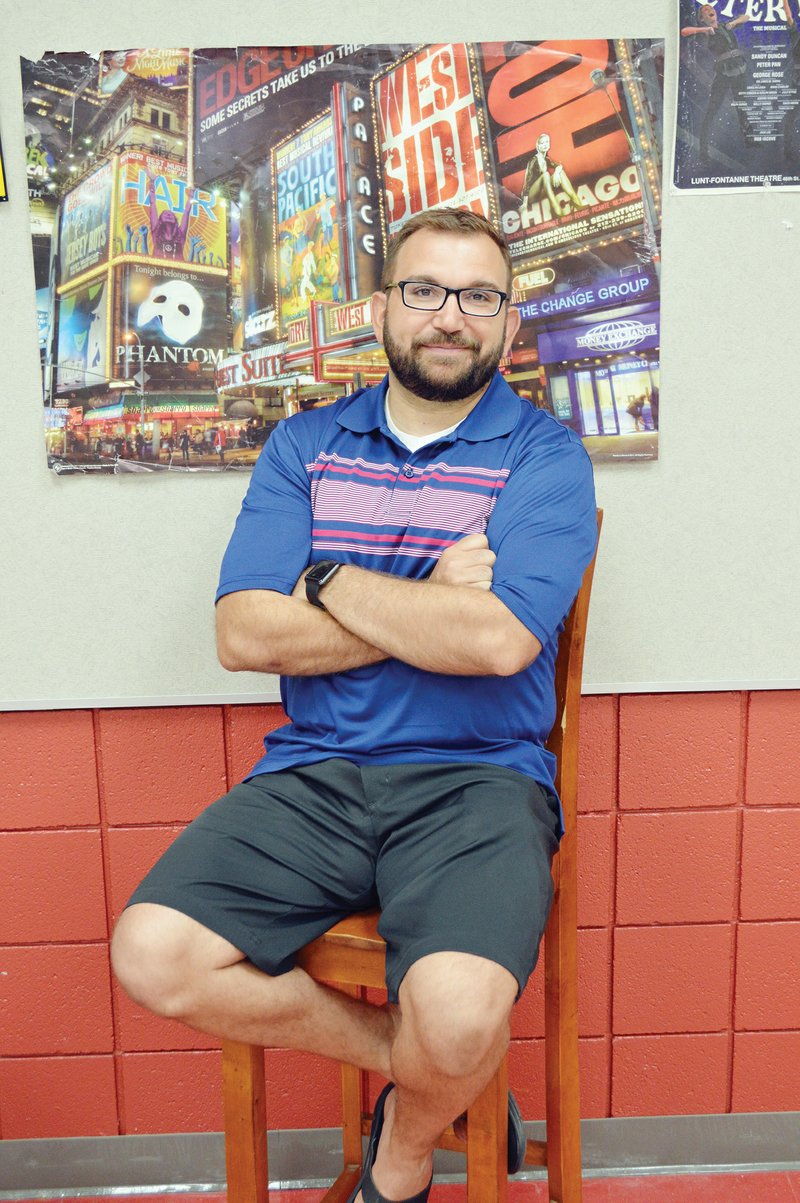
222,512,602,1203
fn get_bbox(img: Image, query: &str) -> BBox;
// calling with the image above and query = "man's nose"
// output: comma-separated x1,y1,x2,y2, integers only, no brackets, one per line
431,292,466,331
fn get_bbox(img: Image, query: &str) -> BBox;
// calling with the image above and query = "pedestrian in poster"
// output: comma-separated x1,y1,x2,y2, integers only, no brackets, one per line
626,396,646,432
179,428,190,464
112,208,597,1203
782,0,800,162
681,5,755,159
214,426,227,465
520,133,585,220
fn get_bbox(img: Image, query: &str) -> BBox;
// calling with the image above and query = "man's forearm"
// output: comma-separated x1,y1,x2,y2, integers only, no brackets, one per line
320,564,540,677
216,589,387,676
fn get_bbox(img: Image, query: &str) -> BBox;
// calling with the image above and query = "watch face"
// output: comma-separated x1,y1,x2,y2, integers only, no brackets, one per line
305,561,339,608
307,560,335,585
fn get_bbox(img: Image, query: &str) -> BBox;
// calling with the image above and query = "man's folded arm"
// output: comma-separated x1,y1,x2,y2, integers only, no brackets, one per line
217,519,542,679
216,565,539,679
215,588,388,676
319,565,541,677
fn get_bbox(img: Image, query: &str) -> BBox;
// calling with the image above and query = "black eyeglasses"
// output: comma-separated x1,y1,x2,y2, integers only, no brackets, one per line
385,280,509,318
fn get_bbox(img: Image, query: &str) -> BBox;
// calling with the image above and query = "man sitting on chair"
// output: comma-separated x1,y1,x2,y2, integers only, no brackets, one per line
112,207,597,1203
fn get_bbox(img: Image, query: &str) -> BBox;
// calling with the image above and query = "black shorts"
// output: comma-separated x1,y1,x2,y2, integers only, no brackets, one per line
128,758,560,1002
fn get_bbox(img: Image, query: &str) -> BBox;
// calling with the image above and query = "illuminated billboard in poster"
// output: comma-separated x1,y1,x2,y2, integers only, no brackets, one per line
229,200,244,351
479,41,647,264
192,46,404,184
373,44,494,237
60,161,113,285
238,160,277,343
332,81,381,300
272,112,342,334
56,277,109,394
113,264,228,390
99,48,189,95
114,151,227,269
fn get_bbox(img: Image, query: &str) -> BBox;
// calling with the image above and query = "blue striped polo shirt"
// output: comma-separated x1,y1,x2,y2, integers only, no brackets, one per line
216,373,596,812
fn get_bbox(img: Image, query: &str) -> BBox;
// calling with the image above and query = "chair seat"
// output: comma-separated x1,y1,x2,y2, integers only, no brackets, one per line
297,909,386,990
310,909,383,950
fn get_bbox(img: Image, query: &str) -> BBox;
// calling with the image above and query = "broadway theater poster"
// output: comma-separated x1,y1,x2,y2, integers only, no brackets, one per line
675,0,800,190
22,41,663,474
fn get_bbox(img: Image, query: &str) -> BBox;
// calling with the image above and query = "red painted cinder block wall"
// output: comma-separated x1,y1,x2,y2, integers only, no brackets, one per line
1,691,798,1138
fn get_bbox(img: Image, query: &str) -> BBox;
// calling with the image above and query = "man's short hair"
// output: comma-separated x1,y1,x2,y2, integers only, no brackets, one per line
380,207,513,292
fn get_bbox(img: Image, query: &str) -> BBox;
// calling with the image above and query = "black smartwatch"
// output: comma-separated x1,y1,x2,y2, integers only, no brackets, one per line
304,560,342,609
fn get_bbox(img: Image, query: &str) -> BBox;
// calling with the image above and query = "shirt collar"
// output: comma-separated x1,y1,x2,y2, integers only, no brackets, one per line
336,372,521,443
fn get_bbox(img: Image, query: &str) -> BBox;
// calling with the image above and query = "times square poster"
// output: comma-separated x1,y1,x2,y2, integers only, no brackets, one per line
22,41,664,474
675,0,800,190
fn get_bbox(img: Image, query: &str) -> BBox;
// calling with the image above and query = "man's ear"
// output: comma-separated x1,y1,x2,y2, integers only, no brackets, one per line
503,304,522,357
371,291,387,345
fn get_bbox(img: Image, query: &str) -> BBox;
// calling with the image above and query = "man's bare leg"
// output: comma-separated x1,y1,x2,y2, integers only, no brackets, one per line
356,951,518,1202
112,904,396,1075
113,911,516,1202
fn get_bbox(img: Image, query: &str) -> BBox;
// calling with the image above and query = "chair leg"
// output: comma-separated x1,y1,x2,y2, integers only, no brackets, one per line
306,1057,364,1203
341,1061,366,1168
341,985,368,1172
466,1056,509,1203
222,1039,268,1203
544,853,583,1203
316,986,367,1202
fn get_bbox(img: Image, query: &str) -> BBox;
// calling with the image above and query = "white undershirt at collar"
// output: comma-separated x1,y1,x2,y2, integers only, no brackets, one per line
385,399,461,453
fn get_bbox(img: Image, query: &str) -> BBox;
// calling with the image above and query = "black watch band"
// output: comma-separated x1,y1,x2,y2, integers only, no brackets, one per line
304,560,342,610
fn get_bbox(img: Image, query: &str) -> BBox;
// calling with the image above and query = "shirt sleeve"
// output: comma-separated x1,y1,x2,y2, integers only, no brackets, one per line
215,418,313,602
488,426,597,647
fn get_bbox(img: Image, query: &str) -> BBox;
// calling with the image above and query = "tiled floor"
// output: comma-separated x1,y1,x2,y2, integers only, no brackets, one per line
10,1176,800,1203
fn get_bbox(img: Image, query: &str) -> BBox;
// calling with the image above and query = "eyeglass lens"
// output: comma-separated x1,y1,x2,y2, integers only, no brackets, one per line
400,282,503,317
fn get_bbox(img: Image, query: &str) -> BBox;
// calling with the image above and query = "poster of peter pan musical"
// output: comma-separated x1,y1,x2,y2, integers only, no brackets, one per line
21,41,664,474
675,0,800,191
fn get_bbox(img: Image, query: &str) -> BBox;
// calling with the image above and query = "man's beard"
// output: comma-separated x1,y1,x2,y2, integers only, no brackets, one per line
382,320,506,404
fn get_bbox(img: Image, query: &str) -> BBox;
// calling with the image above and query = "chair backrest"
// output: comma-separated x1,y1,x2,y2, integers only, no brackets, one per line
546,509,603,836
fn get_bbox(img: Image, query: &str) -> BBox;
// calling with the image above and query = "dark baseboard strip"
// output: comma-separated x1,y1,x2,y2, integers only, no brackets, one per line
1,1113,798,1197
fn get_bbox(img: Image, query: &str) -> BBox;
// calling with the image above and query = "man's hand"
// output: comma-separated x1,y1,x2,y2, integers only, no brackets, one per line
430,533,496,591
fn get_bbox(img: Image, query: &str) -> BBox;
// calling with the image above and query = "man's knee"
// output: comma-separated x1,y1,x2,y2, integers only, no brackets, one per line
423,1012,507,1079
111,903,236,1020
399,953,517,1078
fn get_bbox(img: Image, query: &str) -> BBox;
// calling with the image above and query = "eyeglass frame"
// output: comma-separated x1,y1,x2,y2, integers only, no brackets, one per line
384,280,510,318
